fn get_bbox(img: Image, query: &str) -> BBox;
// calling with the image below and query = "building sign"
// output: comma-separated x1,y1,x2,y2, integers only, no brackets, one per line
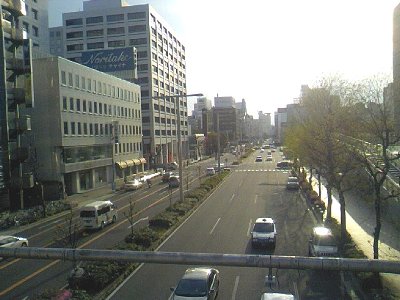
81,47,136,73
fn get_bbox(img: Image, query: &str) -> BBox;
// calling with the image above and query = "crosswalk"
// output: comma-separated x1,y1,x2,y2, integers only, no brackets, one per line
234,169,291,173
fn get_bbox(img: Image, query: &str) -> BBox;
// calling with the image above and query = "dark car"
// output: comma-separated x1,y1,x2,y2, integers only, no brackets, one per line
276,160,293,169
170,267,220,300
169,175,180,188
162,171,175,183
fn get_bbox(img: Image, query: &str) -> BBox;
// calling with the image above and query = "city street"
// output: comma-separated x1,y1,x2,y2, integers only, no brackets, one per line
108,150,342,299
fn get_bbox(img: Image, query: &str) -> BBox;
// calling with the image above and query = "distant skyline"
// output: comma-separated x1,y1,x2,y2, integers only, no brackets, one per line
48,0,399,118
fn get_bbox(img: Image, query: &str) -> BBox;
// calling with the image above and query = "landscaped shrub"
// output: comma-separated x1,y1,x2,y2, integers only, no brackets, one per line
149,213,177,230
125,227,159,247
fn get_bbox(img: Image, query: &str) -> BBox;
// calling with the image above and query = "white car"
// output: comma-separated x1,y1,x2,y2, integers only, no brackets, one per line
123,179,143,191
251,218,277,248
255,156,263,162
308,227,338,257
170,267,220,300
261,293,294,300
206,167,216,176
0,235,29,248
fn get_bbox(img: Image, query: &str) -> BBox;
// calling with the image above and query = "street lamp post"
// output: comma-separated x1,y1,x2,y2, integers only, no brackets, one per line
152,93,203,202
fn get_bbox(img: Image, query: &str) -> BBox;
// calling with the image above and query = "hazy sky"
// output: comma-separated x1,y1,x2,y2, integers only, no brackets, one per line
48,0,399,117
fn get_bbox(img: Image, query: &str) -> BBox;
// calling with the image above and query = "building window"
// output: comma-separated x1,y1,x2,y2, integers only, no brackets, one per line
87,79,91,91
69,97,74,111
108,40,125,48
107,27,125,35
88,101,92,113
99,102,103,114
128,25,146,33
68,73,73,86
87,42,104,50
137,51,147,58
129,38,147,46
61,71,66,85
100,124,104,135
128,11,146,19
66,31,83,39
71,122,76,135
76,99,81,112
86,16,103,24
22,22,29,33
105,124,109,135
107,14,124,22
63,122,68,134
86,29,103,37
81,77,86,89
95,124,99,135
75,75,80,88
66,18,83,26
83,123,88,135
89,123,93,135
94,102,98,114
32,26,38,37
77,122,82,135
83,100,87,112
67,44,83,51
62,96,67,110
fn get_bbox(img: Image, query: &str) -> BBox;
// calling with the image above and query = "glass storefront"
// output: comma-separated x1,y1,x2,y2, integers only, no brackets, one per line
63,145,111,164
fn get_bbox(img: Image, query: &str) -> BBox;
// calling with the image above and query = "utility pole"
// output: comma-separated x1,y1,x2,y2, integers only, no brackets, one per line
176,96,184,202
217,112,221,172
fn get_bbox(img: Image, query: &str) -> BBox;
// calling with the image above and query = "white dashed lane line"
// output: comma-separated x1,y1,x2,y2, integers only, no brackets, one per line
209,218,221,235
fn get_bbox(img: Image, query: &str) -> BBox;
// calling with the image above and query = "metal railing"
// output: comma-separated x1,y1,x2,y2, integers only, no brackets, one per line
1,247,400,274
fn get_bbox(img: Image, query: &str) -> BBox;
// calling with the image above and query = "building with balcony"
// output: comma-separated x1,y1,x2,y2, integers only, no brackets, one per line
49,0,188,168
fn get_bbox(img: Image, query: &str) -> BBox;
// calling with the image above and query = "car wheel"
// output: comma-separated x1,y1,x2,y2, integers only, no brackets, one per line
100,221,105,230
112,215,117,223
21,243,27,247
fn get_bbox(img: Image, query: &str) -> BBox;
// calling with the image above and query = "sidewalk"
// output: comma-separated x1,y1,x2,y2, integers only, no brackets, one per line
308,174,400,298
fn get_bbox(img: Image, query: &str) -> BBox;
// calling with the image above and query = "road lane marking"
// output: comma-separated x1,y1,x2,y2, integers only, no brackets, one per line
284,220,289,241
39,219,60,230
231,276,240,300
209,218,221,235
247,219,253,237
239,179,244,187
229,194,235,203
128,217,149,229
254,194,258,204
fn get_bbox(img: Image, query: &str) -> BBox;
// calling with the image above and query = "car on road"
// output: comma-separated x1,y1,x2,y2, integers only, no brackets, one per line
251,217,277,248
206,167,216,176
165,162,178,171
276,160,292,169
162,171,175,183
0,235,28,248
170,267,220,300
169,175,180,188
123,179,143,191
286,176,299,190
266,155,273,161
213,163,225,171
308,226,338,257
261,293,295,300
255,156,263,162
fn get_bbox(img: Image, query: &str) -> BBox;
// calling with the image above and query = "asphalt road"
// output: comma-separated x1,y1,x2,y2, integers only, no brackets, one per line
0,155,235,299
108,150,342,300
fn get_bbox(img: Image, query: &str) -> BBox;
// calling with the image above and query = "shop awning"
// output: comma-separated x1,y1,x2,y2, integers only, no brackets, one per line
126,160,135,167
139,158,147,164
133,159,141,166
116,161,128,169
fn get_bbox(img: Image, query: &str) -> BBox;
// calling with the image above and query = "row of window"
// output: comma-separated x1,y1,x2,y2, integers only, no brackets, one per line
66,25,147,40
150,13,185,51
63,121,142,137
141,129,188,136
62,96,141,119
114,142,142,155
60,70,140,103
66,12,147,27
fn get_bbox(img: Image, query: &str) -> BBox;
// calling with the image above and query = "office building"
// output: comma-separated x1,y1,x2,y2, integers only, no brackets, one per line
29,56,143,196
49,0,188,167
214,96,235,108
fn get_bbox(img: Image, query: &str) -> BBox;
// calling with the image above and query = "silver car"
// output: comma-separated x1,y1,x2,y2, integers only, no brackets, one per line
170,267,220,300
0,235,29,248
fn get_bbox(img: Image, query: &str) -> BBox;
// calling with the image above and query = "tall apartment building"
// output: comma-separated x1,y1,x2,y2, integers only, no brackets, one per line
49,0,188,166
21,0,49,54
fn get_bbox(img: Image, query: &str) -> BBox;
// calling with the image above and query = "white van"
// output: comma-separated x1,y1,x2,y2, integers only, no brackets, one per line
80,200,117,230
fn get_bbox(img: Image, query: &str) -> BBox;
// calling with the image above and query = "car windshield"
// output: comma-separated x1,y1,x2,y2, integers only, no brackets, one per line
253,223,274,233
174,278,207,297
315,235,336,247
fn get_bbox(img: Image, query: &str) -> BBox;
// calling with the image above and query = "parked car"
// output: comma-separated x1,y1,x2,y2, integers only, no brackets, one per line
308,226,338,257
255,156,263,162
0,235,28,248
169,175,180,188
165,162,178,170
206,167,216,176
286,176,299,190
266,155,273,161
123,179,143,191
170,267,220,300
162,171,175,183
251,217,277,248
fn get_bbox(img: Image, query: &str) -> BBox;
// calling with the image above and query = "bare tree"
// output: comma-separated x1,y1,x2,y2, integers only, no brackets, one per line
351,74,400,259
55,208,82,250
124,200,136,238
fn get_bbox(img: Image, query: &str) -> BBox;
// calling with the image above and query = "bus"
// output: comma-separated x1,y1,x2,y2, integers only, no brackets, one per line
80,200,117,230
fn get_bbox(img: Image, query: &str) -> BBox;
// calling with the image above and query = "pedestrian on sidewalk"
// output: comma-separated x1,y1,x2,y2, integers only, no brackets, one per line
146,178,152,188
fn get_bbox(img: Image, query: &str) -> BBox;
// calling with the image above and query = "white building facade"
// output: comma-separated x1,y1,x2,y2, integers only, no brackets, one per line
30,57,143,196
49,0,188,167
